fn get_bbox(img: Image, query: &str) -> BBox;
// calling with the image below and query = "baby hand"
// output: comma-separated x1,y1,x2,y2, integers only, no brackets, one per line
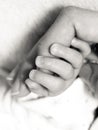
25,38,91,96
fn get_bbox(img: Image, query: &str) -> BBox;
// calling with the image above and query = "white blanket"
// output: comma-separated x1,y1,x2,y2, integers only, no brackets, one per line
0,78,97,130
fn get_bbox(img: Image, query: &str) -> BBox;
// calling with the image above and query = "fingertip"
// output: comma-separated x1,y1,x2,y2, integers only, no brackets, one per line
12,84,30,99
71,38,91,57
25,79,49,97
50,43,59,55
29,69,37,79
35,56,44,67
25,79,38,90
25,78,30,85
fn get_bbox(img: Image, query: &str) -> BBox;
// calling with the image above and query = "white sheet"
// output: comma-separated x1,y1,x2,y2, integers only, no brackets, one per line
0,78,97,130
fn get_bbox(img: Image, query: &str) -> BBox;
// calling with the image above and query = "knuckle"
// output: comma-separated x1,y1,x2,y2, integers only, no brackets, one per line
65,64,74,79
46,58,58,68
85,47,91,56
44,58,52,68
39,57,52,67
76,54,83,67
72,50,83,68
64,6,77,12
57,80,65,90
49,80,65,96
62,6,78,17
47,59,53,66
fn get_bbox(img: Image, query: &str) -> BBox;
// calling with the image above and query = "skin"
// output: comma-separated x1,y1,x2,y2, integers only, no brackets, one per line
0,0,98,70
0,1,98,98
6,7,98,98
0,2,98,130
25,7,98,97
25,39,90,97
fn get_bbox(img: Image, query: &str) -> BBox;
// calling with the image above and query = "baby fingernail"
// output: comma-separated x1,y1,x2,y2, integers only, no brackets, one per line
36,56,43,67
29,70,36,79
50,43,58,54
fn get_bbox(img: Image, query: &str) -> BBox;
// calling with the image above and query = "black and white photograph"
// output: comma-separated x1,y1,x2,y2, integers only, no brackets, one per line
0,0,98,130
